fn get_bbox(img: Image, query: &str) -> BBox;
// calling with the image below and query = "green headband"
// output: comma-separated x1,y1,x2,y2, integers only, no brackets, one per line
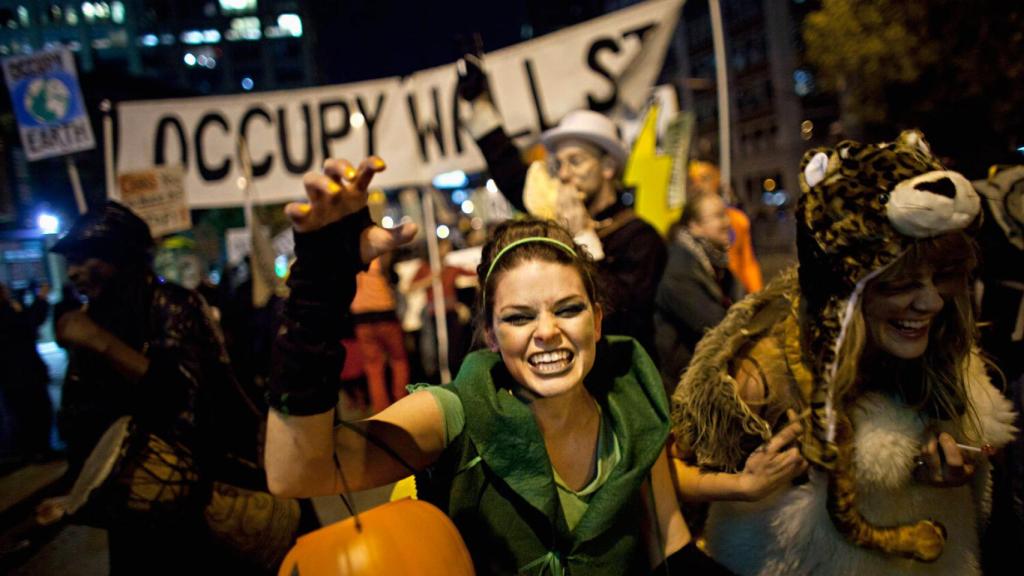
483,236,578,297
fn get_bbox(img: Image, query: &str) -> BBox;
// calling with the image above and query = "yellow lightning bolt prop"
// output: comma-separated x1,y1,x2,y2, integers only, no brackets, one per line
624,104,677,236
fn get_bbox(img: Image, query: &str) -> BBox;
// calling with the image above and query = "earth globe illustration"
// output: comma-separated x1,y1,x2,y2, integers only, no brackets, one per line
24,77,71,124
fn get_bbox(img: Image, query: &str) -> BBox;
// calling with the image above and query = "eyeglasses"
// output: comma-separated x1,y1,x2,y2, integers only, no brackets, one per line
547,150,603,177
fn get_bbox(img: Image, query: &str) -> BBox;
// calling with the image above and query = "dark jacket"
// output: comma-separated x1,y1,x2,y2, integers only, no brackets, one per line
60,278,261,484
654,237,743,391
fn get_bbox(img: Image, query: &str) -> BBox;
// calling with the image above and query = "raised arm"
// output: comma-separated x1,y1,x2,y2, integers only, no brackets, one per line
457,54,528,213
264,156,433,498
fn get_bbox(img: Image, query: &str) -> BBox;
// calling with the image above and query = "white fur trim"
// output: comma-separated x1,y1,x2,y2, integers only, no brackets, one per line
961,351,1018,448
850,393,923,490
704,354,1017,576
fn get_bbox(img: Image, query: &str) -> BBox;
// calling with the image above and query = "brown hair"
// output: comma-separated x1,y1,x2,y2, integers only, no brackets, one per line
678,192,720,229
473,217,601,344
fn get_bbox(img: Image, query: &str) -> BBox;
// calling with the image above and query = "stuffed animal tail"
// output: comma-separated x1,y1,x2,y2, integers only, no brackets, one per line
825,416,946,562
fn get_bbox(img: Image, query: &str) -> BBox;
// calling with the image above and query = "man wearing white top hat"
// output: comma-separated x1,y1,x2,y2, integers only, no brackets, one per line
457,58,667,355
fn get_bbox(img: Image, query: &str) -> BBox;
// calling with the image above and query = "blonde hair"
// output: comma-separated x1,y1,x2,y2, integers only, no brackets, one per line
827,233,979,431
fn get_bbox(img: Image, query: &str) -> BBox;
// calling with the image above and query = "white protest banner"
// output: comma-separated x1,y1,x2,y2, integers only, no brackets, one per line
116,0,682,207
3,48,96,161
118,165,192,237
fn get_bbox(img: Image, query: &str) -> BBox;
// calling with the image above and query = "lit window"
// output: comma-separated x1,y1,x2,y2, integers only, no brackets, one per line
17,6,29,26
277,13,301,36
111,0,123,23
178,29,222,44
65,6,78,25
181,30,204,44
219,0,257,13
140,33,158,47
226,16,260,41
81,2,94,21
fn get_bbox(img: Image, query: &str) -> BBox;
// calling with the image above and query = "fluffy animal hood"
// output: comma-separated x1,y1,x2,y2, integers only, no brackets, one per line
795,130,981,467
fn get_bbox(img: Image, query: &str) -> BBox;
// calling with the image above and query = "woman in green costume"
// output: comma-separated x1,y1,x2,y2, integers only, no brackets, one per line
264,156,727,574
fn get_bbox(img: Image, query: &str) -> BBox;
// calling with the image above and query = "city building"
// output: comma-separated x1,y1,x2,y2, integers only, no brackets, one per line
675,0,837,209
0,1,315,94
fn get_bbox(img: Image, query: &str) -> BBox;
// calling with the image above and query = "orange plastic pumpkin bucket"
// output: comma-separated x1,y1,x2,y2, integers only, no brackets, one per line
278,498,474,575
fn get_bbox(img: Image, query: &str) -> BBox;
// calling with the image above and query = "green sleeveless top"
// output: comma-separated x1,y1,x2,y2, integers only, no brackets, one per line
414,336,669,575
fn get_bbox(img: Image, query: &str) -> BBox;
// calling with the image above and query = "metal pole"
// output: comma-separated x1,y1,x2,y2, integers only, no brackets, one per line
100,99,118,200
422,188,452,384
65,156,87,214
709,0,731,190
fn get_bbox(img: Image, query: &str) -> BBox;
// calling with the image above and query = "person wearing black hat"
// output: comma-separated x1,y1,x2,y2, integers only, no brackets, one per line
48,201,291,574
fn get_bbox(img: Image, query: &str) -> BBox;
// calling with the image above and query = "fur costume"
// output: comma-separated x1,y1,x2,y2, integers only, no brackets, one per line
672,131,1017,569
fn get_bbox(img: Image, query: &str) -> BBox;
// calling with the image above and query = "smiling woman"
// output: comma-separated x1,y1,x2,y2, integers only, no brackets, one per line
264,161,730,575
670,131,1017,576
862,233,975,362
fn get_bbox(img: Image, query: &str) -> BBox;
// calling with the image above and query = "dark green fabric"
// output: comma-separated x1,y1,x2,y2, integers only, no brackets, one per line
416,335,669,575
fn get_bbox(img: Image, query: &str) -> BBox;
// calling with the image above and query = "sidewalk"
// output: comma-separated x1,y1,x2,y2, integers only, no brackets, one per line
0,461,67,519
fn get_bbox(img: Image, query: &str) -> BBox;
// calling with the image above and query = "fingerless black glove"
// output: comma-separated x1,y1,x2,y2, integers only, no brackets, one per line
268,208,373,415
456,54,490,103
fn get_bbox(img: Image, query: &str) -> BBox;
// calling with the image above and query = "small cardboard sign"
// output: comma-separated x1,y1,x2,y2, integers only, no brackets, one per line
118,165,192,237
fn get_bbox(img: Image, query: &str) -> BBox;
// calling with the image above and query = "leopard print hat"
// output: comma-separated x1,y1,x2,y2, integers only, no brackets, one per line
794,130,981,467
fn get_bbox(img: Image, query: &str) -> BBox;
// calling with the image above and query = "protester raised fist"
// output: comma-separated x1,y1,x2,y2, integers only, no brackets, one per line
456,53,490,103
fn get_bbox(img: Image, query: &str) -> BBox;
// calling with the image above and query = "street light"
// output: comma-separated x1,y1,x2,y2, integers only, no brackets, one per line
37,213,60,235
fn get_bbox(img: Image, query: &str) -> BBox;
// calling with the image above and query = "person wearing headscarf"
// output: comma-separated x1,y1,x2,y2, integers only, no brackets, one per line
48,201,295,574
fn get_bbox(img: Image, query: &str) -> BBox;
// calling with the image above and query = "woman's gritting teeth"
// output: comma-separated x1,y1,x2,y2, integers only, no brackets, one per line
529,350,573,372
